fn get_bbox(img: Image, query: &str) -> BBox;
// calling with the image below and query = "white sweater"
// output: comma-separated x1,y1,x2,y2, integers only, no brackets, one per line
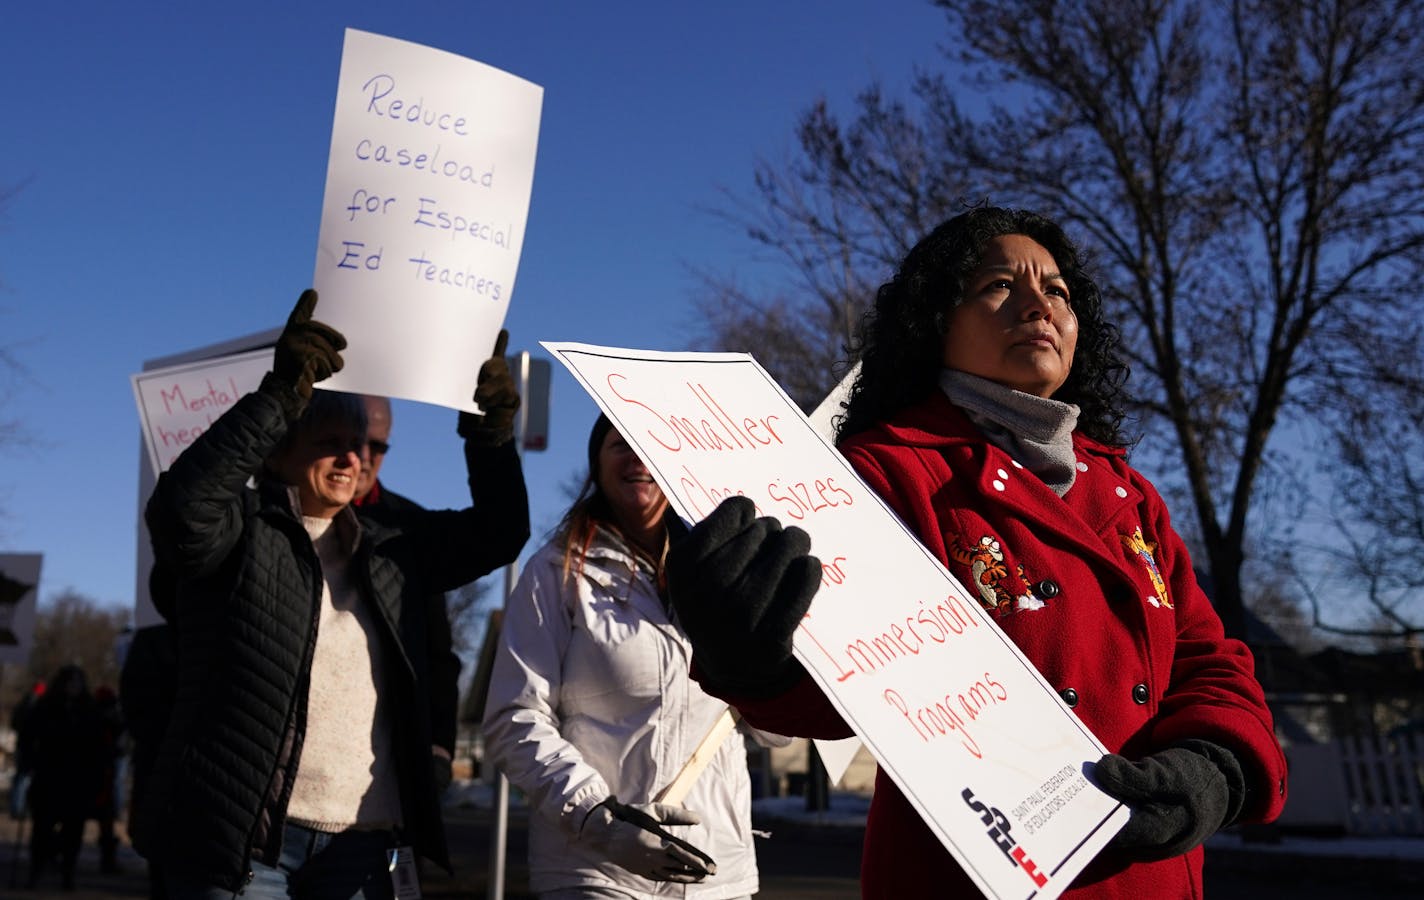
286,511,402,831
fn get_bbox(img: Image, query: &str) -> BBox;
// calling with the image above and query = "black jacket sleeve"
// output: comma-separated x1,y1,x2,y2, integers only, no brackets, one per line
462,436,530,573
144,386,290,579
398,436,530,594
426,596,460,753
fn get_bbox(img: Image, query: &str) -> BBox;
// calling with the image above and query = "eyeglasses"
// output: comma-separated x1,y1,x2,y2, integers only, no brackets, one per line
366,439,391,456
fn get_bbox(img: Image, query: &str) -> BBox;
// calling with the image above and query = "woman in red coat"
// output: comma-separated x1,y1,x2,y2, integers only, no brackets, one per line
667,206,1287,899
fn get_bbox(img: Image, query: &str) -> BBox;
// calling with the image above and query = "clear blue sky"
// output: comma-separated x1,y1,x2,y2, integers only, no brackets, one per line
0,2,947,615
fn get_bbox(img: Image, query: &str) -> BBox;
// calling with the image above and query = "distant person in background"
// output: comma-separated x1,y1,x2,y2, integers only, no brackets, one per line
18,664,106,890
483,413,782,900
91,683,128,874
140,290,529,900
351,393,462,801
8,679,45,819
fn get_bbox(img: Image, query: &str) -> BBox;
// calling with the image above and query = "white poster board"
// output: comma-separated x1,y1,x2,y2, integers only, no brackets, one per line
0,553,42,665
131,348,272,477
545,343,1128,900
312,29,543,411
806,361,868,787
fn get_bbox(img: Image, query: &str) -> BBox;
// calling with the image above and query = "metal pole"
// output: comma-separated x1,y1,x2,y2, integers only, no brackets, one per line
487,350,531,900
487,772,509,900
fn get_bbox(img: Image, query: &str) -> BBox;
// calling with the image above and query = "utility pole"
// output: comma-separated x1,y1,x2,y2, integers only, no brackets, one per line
487,349,544,900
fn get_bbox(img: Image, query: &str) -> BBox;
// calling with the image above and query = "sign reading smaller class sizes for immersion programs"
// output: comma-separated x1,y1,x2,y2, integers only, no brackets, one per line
545,343,1131,900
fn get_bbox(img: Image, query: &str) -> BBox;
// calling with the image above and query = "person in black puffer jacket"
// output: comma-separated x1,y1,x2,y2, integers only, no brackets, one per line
140,290,529,900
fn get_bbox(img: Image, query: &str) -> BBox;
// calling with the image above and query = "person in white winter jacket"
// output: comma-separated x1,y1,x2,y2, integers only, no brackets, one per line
482,413,779,900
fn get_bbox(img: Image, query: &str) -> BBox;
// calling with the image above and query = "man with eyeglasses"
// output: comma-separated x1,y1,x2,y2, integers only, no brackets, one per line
141,292,528,899
353,393,463,806
354,395,395,507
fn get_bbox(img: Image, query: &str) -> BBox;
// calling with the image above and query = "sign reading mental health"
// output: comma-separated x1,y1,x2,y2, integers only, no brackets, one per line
313,29,543,411
0,553,42,665
545,343,1129,900
131,348,271,477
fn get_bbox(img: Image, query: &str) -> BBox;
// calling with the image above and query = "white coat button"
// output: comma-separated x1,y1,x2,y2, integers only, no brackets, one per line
992,480,1006,491
997,468,1009,479
1076,461,1089,472
1115,486,1128,498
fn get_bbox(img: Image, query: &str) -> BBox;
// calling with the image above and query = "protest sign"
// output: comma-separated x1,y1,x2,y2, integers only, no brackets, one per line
545,342,1128,900
0,553,42,665
131,348,272,477
805,360,869,787
313,29,542,411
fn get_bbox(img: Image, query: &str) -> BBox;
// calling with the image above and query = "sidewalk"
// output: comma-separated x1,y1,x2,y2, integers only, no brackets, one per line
0,789,859,900
750,792,1424,894
0,815,147,900
0,809,508,900
1203,828,1424,892
4,791,1423,898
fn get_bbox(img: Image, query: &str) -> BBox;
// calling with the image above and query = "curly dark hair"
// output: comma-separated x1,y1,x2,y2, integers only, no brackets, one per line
836,206,1129,446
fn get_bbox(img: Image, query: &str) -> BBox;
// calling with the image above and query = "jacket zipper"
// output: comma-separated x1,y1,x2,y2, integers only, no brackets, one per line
239,515,323,882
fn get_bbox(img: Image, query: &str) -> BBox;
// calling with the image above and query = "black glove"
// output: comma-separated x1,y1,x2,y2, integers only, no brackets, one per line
665,496,821,697
1095,739,1247,862
457,329,520,445
259,289,346,419
580,797,716,883
432,749,453,798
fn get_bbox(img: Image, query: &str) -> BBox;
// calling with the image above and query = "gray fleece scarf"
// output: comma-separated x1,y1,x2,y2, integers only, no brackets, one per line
939,370,1081,496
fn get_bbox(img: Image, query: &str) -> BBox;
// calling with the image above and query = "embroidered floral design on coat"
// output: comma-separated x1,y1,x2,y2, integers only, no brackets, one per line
1121,527,1173,609
947,533,1044,614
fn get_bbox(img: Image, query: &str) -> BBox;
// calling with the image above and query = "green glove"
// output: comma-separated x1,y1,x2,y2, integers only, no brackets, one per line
457,329,520,445
1096,739,1246,862
260,289,346,419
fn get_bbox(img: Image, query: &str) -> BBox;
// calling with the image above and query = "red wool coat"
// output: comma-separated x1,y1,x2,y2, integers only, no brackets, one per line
721,393,1287,900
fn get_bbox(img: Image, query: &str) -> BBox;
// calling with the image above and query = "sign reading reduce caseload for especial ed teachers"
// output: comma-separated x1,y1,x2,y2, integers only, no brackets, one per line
313,29,543,412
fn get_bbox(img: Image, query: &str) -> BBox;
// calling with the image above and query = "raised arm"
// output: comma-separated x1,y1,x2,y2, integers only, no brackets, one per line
145,290,344,577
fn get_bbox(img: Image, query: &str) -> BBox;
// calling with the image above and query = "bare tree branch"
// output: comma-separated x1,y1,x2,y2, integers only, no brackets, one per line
690,0,1424,641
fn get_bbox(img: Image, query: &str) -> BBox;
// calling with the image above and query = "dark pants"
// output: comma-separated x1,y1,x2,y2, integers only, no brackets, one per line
164,822,399,900
27,804,84,889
